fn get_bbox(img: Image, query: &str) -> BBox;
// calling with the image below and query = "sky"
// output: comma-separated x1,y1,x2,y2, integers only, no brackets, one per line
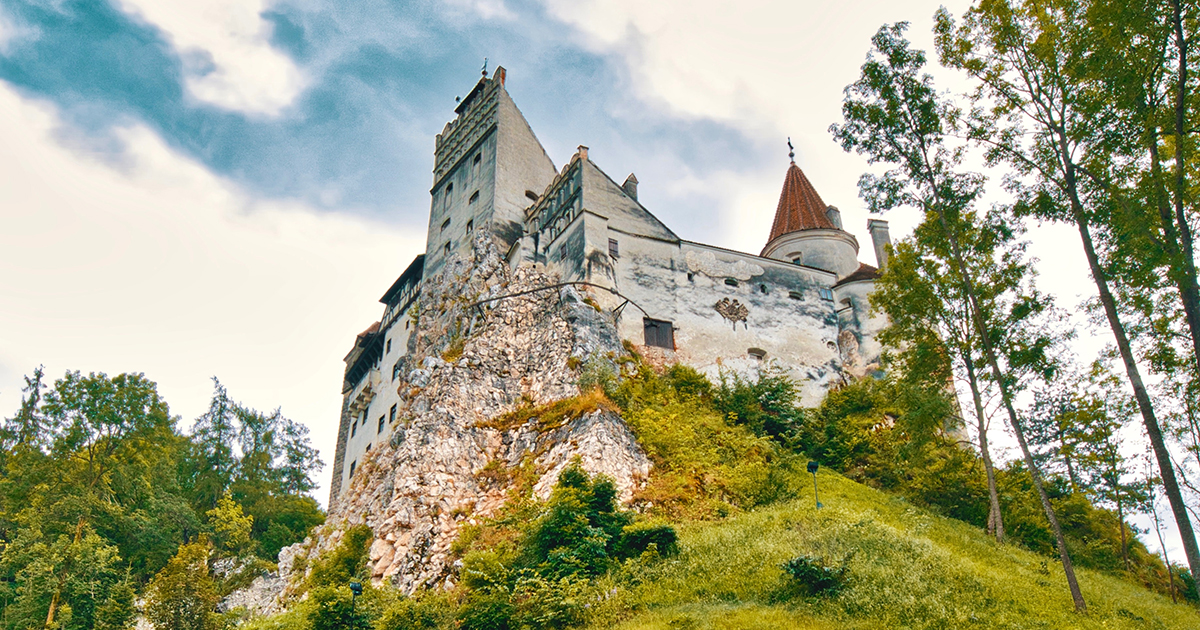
0,0,1127,536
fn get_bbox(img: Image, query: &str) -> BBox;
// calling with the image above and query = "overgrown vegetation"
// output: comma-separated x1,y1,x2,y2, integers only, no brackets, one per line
0,370,325,629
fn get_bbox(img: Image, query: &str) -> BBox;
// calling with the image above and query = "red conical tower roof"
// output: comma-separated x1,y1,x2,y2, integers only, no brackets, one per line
767,162,836,242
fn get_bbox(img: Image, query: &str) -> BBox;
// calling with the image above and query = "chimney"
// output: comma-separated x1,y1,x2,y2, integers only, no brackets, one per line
824,205,843,230
577,145,588,161
867,219,891,270
622,173,639,201
494,66,506,86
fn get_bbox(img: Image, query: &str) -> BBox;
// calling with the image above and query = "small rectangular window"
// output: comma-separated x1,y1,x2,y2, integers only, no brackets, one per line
819,287,834,301
366,443,371,452
608,238,619,259
441,218,451,232
378,415,385,434
643,318,675,349
389,404,397,424
466,219,473,234
392,360,401,380
386,338,392,353
349,461,356,477
724,278,739,287
351,421,357,438
469,191,479,204
788,290,803,300
444,242,451,255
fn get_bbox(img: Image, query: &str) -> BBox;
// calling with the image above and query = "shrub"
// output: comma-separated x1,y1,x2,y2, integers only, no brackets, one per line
714,363,803,441
617,521,678,558
780,554,849,597
306,524,373,590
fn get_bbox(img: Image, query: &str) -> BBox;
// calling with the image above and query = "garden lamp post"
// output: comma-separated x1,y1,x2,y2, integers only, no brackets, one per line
349,581,362,626
807,461,823,509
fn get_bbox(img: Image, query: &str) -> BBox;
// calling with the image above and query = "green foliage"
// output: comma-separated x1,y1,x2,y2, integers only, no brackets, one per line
144,541,220,630
306,523,373,590
611,364,799,518
306,585,371,630
453,464,675,630
779,554,849,597
615,522,678,559
0,369,326,629
208,491,254,557
713,363,803,442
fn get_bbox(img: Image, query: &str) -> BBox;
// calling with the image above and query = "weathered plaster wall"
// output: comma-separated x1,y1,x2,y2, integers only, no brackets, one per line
834,278,887,378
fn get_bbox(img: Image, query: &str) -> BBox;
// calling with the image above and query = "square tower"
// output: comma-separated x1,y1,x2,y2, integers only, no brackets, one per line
424,67,557,276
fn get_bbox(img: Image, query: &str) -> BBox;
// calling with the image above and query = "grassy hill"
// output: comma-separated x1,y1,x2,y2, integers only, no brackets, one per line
592,469,1198,630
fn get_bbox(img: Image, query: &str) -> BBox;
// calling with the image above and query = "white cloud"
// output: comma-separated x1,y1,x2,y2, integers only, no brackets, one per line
0,85,424,505
114,0,304,115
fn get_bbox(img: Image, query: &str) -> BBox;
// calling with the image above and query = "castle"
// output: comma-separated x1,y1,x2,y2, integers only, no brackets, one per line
329,68,891,504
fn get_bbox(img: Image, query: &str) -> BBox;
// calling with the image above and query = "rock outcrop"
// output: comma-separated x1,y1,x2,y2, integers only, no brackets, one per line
230,231,650,613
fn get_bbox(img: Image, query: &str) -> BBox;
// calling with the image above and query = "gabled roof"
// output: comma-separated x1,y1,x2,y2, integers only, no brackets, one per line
768,162,836,241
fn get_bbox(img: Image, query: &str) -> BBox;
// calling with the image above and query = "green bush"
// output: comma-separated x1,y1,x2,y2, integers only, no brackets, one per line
616,521,678,558
780,554,849,597
306,524,372,590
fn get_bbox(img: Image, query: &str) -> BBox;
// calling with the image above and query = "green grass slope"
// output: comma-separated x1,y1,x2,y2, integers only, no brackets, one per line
597,469,1198,630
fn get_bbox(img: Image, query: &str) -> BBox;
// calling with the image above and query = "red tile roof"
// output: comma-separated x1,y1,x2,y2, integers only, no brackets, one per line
834,262,880,287
768,163,836,242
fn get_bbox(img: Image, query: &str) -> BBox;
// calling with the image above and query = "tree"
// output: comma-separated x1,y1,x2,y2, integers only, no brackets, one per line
206,491,254,558
935,0,1200,597
832,22,1087,610
144,541,219,630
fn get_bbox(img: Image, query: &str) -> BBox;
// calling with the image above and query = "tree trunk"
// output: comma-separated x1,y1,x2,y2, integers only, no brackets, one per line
1068,195,1200,600
964,348,1004,542
930,205,1087,612
45,518,85,628
1168,0,1200,371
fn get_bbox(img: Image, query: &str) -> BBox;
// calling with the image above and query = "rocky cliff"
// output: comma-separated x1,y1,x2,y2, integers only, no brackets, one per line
231,232,651,613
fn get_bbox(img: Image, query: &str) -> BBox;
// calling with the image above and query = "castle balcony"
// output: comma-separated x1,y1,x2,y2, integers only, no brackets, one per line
348,368,383,416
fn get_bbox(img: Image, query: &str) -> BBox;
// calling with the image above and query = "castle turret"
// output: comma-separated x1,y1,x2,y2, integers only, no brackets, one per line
425,67,558,277
760,161,860,278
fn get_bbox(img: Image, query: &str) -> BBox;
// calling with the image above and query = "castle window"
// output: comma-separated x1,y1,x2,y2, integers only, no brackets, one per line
441,218,451,232
386,338,392,353
466,219,473,235
390,404,397,424
559,246,567,262
724,278,739,287
366,443,371,452
444,182,453,211
472,153,481,179
819,287,834,301
525,190,539,202
643,318,675,350
759,284,768,294
469,191,479,205
748,347,766,361
444,242,451,255
378,415,385,434
788,290,803,300
349,461,356,477
392,360,401,380
351,421,357,438
791,253,803,265
608,238,619,259
687,272,694,282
